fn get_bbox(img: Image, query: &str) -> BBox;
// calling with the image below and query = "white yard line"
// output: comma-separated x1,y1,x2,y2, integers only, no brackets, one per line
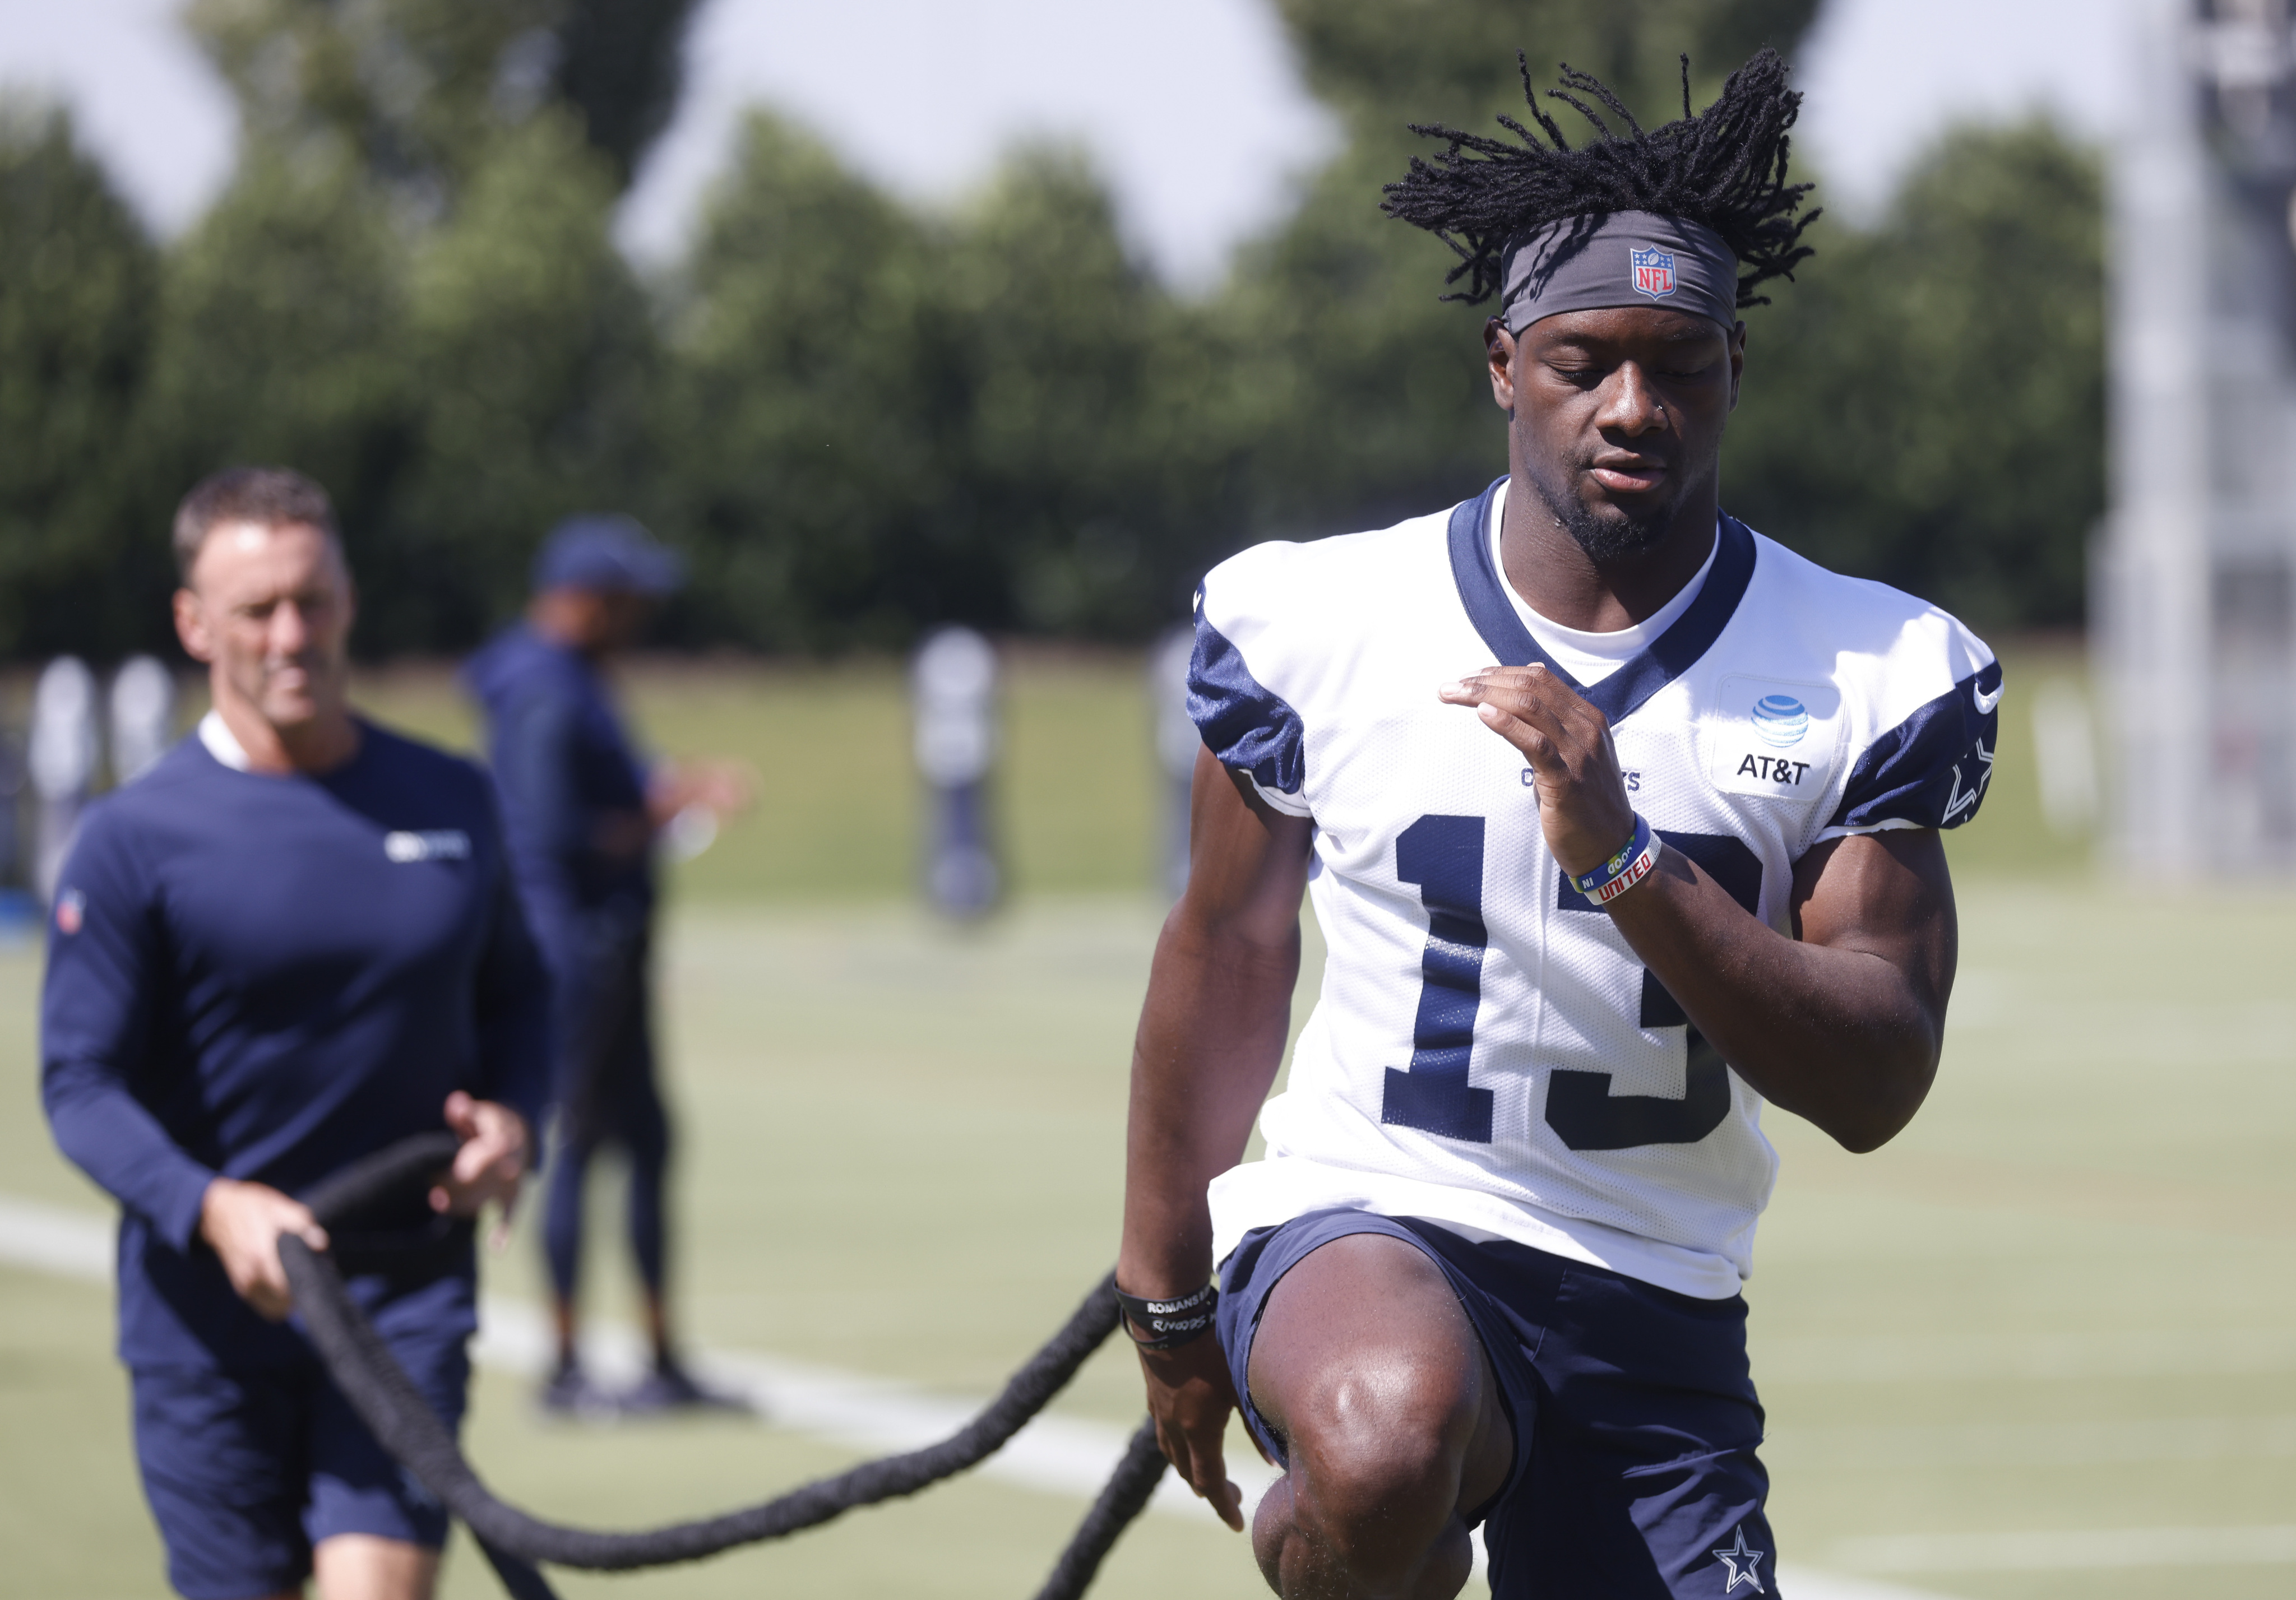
2,1193,1954,1598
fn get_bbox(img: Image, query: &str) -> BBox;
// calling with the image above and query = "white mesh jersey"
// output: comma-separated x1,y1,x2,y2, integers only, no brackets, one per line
1192,479,1999,1298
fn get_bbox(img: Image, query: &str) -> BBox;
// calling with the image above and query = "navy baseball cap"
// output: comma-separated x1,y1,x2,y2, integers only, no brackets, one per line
531,514,684,596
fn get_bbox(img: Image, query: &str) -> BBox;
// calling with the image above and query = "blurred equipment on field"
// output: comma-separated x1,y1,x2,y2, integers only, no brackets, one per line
2100,0,2296,874
913,626,1002,917
30,656,99,905
107,656,175,786
2033,678,2103,838
1150,623,1197,900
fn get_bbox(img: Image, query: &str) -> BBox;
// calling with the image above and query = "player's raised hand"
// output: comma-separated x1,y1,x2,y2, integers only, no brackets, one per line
433,1091,530,1236
1135,1336,1253,1531
1440,665,1637,878
198,1176,328,1320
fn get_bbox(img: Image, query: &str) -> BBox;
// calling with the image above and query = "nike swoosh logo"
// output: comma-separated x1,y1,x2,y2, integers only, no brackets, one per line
1973,681,2003,715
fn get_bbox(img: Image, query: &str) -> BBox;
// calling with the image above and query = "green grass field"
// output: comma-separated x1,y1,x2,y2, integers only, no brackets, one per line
4,649,2290,1599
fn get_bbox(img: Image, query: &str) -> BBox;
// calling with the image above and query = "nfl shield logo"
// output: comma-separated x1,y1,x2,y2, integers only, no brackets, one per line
1631,245,1678,300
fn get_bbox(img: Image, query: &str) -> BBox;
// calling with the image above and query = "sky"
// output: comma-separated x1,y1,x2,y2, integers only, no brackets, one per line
0,0,2140,285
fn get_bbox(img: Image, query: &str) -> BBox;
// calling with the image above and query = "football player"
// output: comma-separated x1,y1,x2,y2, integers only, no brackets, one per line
1117,50,1997,1599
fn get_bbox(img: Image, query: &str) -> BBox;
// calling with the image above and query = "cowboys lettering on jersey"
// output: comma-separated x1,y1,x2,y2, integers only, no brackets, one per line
1191,474,1998,1298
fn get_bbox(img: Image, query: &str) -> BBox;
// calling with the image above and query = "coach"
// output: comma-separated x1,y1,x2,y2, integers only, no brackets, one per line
41,467,550,1600
464,514,748,1416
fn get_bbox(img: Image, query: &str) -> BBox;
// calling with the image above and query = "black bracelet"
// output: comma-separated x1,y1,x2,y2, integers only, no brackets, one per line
1114,1279,1219,1351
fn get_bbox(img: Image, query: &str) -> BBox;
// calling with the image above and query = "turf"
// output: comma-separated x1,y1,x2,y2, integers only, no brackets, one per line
4,651,2290,1599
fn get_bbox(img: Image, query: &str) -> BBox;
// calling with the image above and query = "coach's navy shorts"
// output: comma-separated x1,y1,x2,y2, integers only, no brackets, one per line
129,1310,470,1600
1218,1209,1776,1599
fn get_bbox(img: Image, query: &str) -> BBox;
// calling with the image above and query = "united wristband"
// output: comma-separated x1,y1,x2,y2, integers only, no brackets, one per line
1114,1279,1219,1351
1572,814,1658,906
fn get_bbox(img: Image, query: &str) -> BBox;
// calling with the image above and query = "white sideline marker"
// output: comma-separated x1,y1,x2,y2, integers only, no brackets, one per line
2,1193,1954,1597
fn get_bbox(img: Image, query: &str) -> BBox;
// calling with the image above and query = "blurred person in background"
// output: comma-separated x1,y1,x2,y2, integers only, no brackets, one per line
462,514,752,1415
40,466,548,1600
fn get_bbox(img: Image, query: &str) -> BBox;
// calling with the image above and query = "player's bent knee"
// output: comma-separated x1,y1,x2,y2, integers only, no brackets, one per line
1275,1359,1480,1581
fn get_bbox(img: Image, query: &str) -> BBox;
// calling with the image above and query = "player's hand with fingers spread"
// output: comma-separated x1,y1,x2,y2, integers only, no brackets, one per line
1135,1335,1254,1531
198,1176,328,1321
431,1090,530,1236
1440,665,1640,879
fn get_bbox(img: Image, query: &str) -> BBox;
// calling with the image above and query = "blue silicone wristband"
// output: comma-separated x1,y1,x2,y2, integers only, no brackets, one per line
1571,814,1656,904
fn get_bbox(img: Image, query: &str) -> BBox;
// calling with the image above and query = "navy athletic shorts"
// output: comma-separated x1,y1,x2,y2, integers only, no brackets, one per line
1217,1208,1777,1599
129,1311,470,1600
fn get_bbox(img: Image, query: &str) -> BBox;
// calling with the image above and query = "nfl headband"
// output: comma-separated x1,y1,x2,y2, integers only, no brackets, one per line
1499,211,1739,334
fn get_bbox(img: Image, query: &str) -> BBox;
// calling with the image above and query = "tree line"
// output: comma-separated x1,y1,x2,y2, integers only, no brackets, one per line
0,0,2102,661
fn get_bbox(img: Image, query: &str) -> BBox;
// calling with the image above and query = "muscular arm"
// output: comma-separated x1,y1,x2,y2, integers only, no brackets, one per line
1119,745,1313,1528
1446,666,1955,1153
1608,827,1954,1151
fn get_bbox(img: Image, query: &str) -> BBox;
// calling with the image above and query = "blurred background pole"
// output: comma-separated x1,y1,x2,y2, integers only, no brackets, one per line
912,626,1001,918
2099,0,2296,876
1149,623,1196,901
108,656,175,787
30,656,99,905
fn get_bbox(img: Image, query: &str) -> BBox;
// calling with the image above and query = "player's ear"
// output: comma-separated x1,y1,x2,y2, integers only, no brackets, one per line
172,587,214,665
1485,317,1518,412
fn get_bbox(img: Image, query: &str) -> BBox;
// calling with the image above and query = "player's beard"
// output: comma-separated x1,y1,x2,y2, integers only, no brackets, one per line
1525,461,1674,562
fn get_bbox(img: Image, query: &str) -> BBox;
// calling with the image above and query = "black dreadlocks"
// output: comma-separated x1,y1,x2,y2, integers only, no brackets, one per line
1381,49,1818,310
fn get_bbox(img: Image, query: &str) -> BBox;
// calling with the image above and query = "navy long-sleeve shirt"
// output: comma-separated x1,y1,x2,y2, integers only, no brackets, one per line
40,718,552,1369
461,625,655,980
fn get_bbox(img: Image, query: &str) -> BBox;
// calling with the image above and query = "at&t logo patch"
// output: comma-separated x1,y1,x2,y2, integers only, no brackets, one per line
1710,676,1839,800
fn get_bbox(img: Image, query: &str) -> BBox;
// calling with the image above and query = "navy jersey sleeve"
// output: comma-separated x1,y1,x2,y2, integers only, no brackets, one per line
1189,552,1312,818
40,812,216,1253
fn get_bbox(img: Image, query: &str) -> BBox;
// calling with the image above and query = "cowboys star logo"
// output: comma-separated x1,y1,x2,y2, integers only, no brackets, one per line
1711,1524,1766,1593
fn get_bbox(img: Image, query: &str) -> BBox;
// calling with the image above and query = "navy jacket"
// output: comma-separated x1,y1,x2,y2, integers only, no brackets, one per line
40,720,551,1369
461,625,655,980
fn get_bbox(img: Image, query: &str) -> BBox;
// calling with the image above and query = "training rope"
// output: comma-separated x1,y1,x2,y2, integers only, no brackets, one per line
280,1133,1170,1599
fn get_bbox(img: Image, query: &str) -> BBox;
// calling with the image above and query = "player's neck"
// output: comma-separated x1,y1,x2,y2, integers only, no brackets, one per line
1498,469,1718,633
209,682,361,776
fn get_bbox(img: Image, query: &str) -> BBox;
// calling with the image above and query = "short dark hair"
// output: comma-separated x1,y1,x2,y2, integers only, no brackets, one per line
1382,49,1818,311
172,466,342,585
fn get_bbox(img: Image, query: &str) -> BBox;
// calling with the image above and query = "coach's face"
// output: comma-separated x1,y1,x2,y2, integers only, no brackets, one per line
1487,306,1745,560
174,520,356,731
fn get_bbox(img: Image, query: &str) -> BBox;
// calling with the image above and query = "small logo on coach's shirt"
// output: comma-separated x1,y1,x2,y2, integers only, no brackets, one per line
384,830,470,864
55,888,84,935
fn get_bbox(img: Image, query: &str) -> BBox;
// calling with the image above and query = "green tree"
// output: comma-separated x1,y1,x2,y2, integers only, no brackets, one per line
947,146,1235,637
138,143,414,615
0,106,163,657
659,112,960,650
1726,120,2105,628
378,107,655,648
184,0,698,203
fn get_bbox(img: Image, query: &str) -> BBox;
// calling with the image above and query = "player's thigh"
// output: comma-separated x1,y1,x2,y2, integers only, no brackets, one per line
128,1363,314,1600
311,1532,440,1600
1247,1231,1512,1518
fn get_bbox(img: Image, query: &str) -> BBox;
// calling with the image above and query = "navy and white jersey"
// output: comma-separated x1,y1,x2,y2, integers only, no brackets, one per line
40,715,552,1369
1193,478,1998,1298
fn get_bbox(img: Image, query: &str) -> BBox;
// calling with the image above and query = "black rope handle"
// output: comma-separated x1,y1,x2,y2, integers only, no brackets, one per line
284,1134,1169,1595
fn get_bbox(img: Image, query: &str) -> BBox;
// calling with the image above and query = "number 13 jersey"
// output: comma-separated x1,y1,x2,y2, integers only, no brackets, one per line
1192,479,1999,1298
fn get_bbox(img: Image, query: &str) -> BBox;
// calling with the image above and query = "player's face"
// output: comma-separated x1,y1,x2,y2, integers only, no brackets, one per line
1488,307,1745,560
176,521,356,730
